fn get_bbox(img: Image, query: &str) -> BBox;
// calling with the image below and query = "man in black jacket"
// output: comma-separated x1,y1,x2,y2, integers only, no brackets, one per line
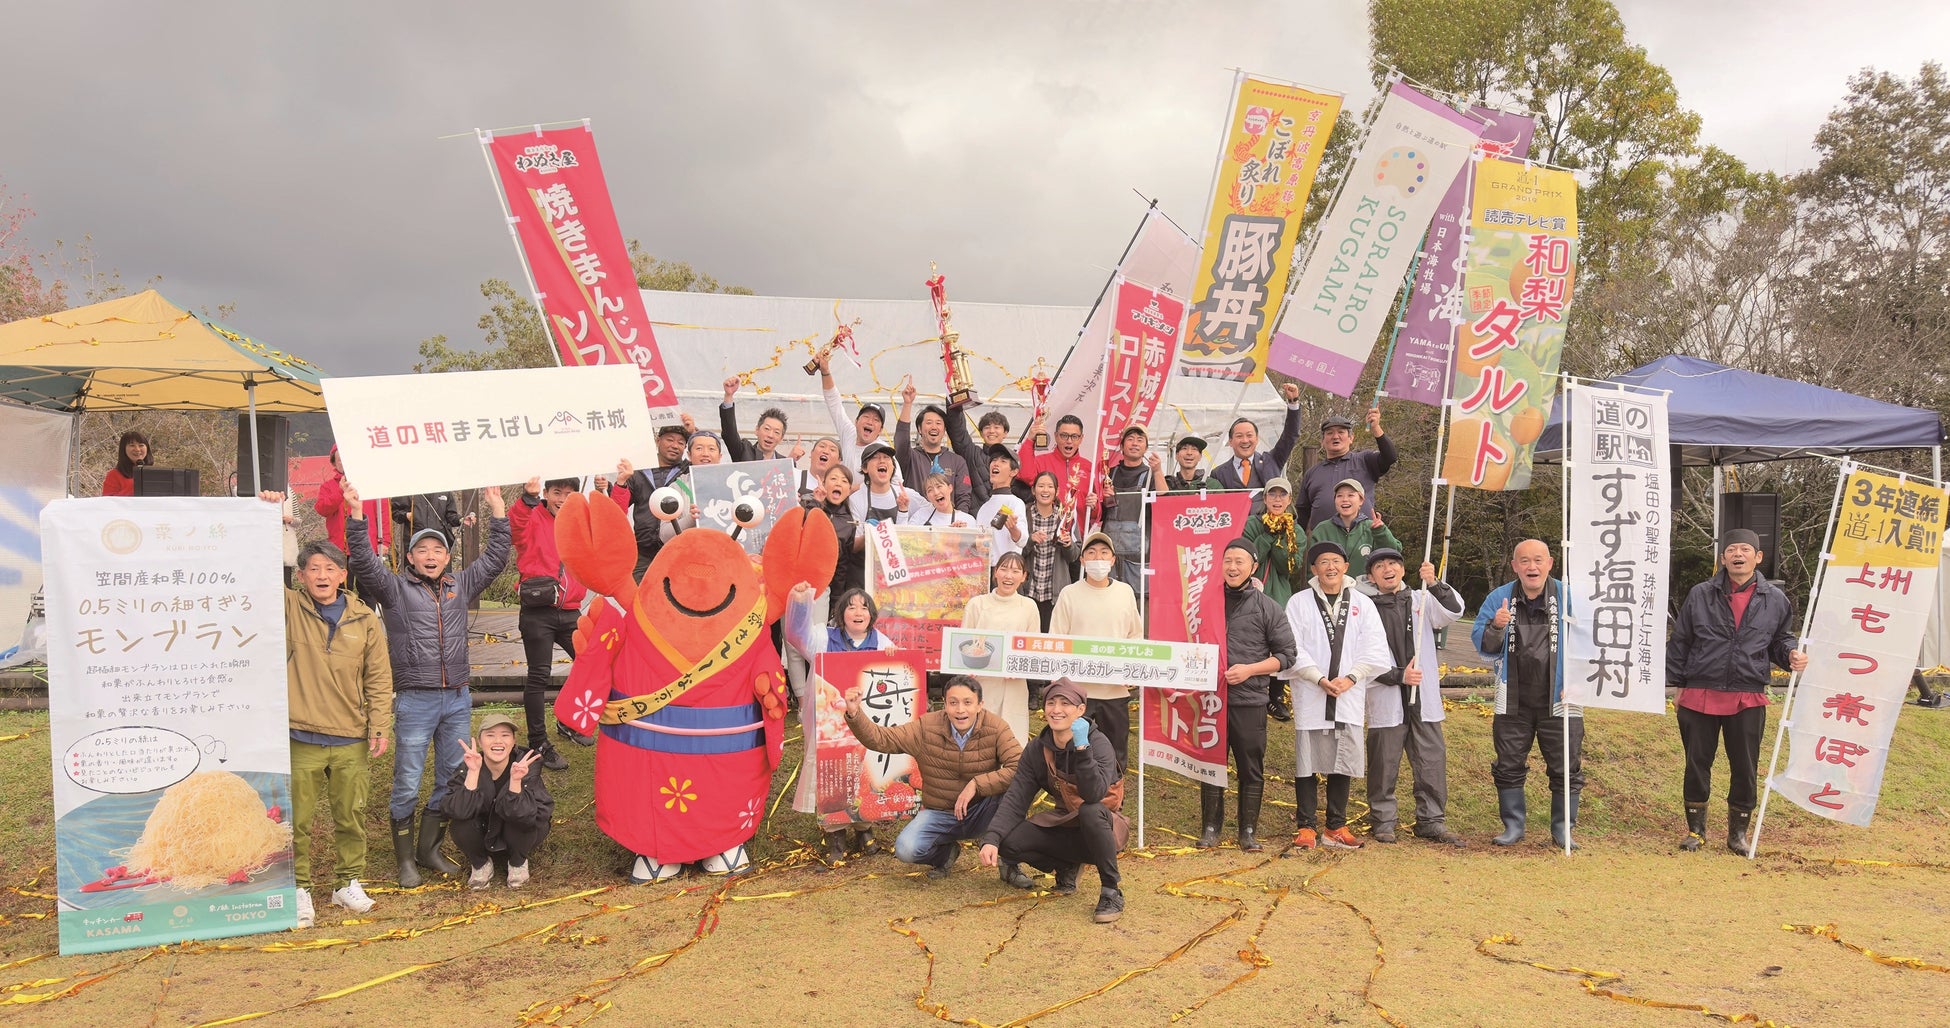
1197,539,1297,852
980,678,1129,923
1295,407,1397,531
1668,530,1808,854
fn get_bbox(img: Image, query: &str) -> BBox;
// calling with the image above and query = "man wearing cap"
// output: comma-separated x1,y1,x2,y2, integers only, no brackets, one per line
817,350,890,472
849,441,928,526
445,712,555,891
1297,407,1396,531
1472,539,1579,849
1244,476,1305,723
1307,479,1404,578
1198,539,1297,852
610,422,692,578
980,678,1130,923
1667,530,1808,854
1283,540,1392,851
1050,531,1142,773
1099,424,1155,595
895,381,976,515
1162,436,1210,494
1208,381,1305,498
343,482,511,887
1359,549,1468,846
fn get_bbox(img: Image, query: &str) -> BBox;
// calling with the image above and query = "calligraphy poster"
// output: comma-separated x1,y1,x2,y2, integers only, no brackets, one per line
0,403,69,668
1181,74,1343,383
42,498,296,954
1383,108,1536,406
1562,387,1670,713
811,649,928,828
689,458,794,555
867,524,990,668
323,364,656,499
1775,467,1945,826
482,124,679,415
1139,493,1249,785
940,628,1220,691
1439,156,1578,491
1269,83,1482,396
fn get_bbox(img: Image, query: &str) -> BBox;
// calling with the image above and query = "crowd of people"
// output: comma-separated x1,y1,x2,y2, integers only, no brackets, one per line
235,359,1834,928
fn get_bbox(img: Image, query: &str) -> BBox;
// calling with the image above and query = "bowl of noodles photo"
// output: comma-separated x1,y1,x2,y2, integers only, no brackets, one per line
56,770,294,910
956,635,996,669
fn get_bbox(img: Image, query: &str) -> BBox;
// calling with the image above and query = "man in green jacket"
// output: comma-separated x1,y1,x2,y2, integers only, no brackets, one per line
1306,479,1402,578
285,539,393,929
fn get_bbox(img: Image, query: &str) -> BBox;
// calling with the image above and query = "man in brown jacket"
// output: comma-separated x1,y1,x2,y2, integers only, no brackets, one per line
285,538,393,929
843,676,1020,879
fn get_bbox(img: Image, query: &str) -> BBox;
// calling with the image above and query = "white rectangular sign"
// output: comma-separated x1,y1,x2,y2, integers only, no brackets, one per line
323,364,657,499
43,497,296,953
939,627,1219,691
0,403,70,667
1562,386,1671,713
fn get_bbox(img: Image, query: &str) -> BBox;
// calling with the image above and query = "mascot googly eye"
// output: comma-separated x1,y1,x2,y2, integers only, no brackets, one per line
731,496,765,530
650,486,686,521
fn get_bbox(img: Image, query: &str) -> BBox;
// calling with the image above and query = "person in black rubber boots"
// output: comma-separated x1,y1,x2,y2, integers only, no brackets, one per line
980,678,1130,923
1471,539,1580,850
1667,530,1807,854
1196,539,1296,853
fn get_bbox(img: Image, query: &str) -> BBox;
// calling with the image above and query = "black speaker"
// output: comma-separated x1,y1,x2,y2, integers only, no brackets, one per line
1719,492,1780,580
236,414,291,495
134,467,201,497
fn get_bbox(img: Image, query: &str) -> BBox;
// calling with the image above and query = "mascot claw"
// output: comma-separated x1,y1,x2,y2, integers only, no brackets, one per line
761,506,840,619
554,492,641,608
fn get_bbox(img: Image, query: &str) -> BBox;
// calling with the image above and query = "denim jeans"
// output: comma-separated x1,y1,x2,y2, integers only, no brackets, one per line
893,795,1000,867
391,687,472,820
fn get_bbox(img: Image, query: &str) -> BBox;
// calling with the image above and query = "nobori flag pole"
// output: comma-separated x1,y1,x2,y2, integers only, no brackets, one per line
1747,458,1852,859
1558,374,1574,857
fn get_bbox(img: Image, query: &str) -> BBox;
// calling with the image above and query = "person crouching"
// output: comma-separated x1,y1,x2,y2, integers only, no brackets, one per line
979,678,1130,923
445,713,555,890
843,676,1021,878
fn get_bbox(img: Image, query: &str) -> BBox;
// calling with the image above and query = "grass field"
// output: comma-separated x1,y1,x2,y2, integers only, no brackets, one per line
3,696,1948,1027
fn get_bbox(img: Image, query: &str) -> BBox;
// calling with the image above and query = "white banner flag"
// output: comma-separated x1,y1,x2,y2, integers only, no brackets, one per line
43,497,296,953
323,364,656,499
0,403,70,668
1268,82,1483,396
1562,386,1670,713
1774,466,1945,825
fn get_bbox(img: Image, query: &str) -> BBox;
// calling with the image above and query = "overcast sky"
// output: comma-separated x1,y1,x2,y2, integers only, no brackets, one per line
6,1,1946,377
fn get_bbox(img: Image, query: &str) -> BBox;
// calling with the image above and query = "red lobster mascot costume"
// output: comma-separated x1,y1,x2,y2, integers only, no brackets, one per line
553,493,837,881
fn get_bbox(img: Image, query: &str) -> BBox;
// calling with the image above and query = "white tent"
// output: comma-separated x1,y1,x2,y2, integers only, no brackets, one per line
643,288,1286,456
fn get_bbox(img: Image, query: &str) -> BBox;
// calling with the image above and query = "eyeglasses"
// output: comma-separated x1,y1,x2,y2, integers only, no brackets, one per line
1055,432,1082,441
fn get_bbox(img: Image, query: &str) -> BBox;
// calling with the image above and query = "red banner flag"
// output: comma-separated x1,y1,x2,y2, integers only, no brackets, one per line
1091,278,1187,485
482,125,678,413
1140,492,1249,786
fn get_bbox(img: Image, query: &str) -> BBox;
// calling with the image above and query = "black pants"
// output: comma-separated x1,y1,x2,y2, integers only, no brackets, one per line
1491,705,1584,792
519,605,580,747
1035,597,1055,632
449,813,551,867
1294,774,1353,830
1227,702,1268,792
996,804,1121,890
1677,703,1766,809
1085,696,1132,776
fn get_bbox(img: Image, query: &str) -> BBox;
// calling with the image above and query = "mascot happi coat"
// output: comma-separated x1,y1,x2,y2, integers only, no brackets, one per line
553,490,837,881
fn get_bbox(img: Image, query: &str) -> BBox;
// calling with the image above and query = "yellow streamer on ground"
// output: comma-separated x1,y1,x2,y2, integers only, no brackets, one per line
1784,923,1950,973
1476,934,1785,1026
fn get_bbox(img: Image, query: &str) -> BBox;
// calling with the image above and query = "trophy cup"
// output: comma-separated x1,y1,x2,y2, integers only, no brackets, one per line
1030,357,1053,450
803,314,862,375
927,262,977,409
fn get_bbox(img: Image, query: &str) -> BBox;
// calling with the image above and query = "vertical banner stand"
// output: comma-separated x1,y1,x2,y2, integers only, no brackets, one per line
1558,375,1574,857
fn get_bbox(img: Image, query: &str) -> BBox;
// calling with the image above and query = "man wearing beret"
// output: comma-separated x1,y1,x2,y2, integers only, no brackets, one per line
1161,435,1212,494
980,678,1130,923
1667,529,1808,854
1296,408,1396,531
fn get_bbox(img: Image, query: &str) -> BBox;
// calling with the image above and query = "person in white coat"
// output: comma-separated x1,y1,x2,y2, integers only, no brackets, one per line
1357,548,1467,846
1283,540,1393,852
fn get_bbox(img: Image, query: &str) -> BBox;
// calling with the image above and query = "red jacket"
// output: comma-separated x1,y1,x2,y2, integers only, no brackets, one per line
1015,442,1103,524
510,493,587,609
102,468,135,496
315,475,389,553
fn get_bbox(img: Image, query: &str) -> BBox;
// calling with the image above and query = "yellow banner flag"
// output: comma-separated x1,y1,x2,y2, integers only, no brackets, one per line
1180,75,1342,383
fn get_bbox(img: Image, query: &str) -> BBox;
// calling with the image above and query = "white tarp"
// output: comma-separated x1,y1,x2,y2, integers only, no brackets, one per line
0,402,70,667
646,287,1285,461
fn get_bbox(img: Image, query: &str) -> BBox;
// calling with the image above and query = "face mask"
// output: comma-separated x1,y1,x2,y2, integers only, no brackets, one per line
1082,559,1113,581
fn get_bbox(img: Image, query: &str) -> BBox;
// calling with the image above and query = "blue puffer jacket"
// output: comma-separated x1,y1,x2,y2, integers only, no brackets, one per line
346,516,511,691
1667,570,1797,694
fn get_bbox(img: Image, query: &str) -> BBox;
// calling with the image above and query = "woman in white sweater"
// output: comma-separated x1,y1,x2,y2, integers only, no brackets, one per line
958,552,1040,745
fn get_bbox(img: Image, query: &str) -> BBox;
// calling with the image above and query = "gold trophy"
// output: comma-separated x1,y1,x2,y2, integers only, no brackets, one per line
927,262,976,409
1030,357,1053,449
803,313,862,375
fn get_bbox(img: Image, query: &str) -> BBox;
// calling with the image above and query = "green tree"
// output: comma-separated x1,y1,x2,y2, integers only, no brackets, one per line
416,245,753,372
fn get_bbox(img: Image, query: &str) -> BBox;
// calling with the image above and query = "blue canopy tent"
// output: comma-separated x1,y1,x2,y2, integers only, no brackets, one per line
1535,354,1944,546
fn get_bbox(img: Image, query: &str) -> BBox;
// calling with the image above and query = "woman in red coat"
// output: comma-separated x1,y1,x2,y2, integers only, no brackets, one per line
101,430,151,496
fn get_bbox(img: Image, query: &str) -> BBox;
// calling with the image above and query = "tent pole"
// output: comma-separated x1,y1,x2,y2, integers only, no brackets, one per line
247,379,262,496
1934,446,1941,484
1711,464,1723,575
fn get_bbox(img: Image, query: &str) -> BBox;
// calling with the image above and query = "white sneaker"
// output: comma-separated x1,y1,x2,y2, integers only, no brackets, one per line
506,861,530,890
329,879,375,914
468,861,494,890
294,890,315,929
